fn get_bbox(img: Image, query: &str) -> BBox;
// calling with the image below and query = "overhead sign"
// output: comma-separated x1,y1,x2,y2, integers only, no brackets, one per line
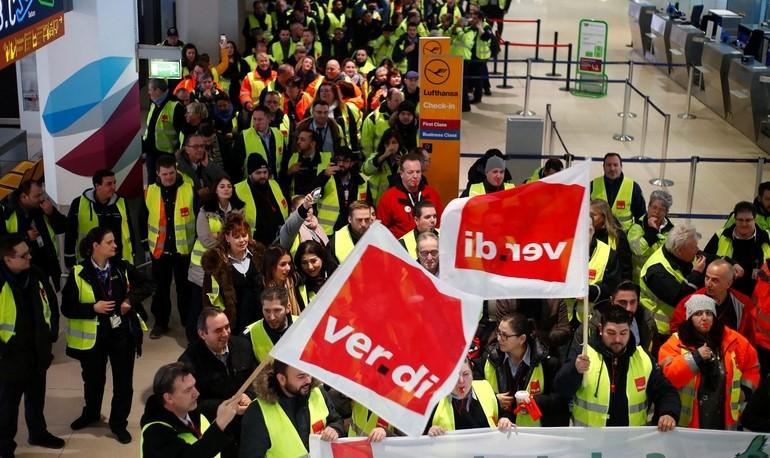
270,223,482,437
1,0,67,69
149,59,182,79
418,36,462,205
439,161,591,299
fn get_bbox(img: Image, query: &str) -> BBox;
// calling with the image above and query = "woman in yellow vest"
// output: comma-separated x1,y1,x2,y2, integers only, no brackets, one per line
186,176,245,342
262,245,304,315
61,227,154,443
479,312,570,426
201,213,266,334
294,240,338,306
426,359,514,436
591,199,632,281
362,129,406,205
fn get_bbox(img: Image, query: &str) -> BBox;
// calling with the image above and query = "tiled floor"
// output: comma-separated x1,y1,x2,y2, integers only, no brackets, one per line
12,1,768,456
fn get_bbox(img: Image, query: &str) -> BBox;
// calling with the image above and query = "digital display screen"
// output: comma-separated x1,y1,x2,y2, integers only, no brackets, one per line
150,60,182,79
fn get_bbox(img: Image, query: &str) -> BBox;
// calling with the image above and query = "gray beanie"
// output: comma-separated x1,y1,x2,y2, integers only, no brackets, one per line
685,294,716,320
485,156,505,174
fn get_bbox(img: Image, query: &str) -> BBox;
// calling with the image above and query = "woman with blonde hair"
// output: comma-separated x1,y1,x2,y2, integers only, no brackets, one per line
590,199,632,281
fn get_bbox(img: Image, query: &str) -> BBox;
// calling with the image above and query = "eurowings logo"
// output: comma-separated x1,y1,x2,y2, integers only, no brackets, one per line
42,56,142,195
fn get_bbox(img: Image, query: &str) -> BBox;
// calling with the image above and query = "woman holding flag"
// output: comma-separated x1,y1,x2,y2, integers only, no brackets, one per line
477,313,570,426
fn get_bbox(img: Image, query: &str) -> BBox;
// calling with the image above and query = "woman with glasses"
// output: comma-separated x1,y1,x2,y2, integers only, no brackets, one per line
477,312,569,426
61,227,154,444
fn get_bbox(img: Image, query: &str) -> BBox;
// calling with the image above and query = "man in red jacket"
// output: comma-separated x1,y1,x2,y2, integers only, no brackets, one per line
670,259,755,341
377,153,442,238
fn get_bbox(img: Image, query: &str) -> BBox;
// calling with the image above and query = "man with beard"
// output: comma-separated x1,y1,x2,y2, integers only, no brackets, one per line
315,147,370,235
377,153,442,238
238,360,344,457
590,153,646,232
461,155,514,197
555,306,680,429
243,287,296,362
328,200,373,264
234,155,289,246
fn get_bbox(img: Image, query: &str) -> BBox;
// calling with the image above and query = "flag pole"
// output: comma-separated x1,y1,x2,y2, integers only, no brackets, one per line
581,295,589,355
229,356,273,403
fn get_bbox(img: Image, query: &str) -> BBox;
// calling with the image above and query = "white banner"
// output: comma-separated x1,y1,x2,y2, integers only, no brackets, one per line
270,222,483,437
439,161,591,299
311,426,770,457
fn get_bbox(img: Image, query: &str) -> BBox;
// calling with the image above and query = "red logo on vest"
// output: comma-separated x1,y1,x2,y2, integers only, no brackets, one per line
634,376,646,392
616,200,626,210
529,380,541,395
588,269,597,280
454,182,583,281
312,420,325,434
180,207,190,217
160,113,169,122
299,246,465,414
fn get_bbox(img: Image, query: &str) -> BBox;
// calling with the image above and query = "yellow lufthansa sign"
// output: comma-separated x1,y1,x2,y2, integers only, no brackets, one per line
419,37,462,203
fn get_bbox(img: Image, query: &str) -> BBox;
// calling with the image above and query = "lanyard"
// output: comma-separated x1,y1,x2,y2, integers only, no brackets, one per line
407,190,422,208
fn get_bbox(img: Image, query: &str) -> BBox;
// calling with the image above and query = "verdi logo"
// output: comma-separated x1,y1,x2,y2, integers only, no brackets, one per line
299,246,465,413
454,181,584,281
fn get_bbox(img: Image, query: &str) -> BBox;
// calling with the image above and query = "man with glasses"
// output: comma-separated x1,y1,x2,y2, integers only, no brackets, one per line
416,232,439,276
177,131,225,212
0,234,64,455
704,201,770,296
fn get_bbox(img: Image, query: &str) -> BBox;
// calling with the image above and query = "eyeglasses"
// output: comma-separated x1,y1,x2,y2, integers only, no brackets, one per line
418,250,438,258
11,251,31,259
496,329,520,341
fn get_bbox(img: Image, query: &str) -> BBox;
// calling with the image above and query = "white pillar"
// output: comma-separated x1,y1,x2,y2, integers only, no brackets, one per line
35,0,141,205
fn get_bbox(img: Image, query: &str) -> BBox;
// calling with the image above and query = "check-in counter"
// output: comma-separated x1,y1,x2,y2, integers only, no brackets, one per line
695,41,743,118
629,1,656,57
646,13,673,72
726,60,770,142
669,23,705,88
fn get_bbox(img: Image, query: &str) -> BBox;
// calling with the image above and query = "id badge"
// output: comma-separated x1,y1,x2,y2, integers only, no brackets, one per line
110,315,122,329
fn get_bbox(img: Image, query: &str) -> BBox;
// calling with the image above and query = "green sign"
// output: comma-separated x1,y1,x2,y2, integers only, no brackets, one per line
149,59,181,79
573,19,608,98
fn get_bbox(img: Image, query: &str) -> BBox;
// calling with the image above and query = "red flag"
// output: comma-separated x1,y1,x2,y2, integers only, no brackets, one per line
271,223,482,436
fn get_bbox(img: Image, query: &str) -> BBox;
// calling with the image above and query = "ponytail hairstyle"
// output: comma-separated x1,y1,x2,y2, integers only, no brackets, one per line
78,227,114,261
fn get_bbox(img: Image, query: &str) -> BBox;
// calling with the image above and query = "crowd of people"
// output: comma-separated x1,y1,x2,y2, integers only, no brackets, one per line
1,3,770,456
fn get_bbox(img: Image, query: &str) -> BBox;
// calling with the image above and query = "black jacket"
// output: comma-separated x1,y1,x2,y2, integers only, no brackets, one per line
477,338,570,426
60,259,153,358
140,394,231,458
643,246,704,313
0,265,58,381
554,331,681,426
595,227,632,282
64,190,135,268
3,198,67,282
704,223,770,296
178,336,257,422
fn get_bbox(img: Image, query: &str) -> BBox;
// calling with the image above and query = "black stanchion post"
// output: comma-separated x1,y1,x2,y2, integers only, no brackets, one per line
497,42,512,89
560,43,572,91
535,19,542,61
546,31,561,77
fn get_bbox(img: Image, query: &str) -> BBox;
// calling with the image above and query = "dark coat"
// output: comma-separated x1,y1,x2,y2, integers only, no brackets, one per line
554,331,681,426
140,394,231,458
478,338,570,426
60,259,153,358
0,265,59,381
